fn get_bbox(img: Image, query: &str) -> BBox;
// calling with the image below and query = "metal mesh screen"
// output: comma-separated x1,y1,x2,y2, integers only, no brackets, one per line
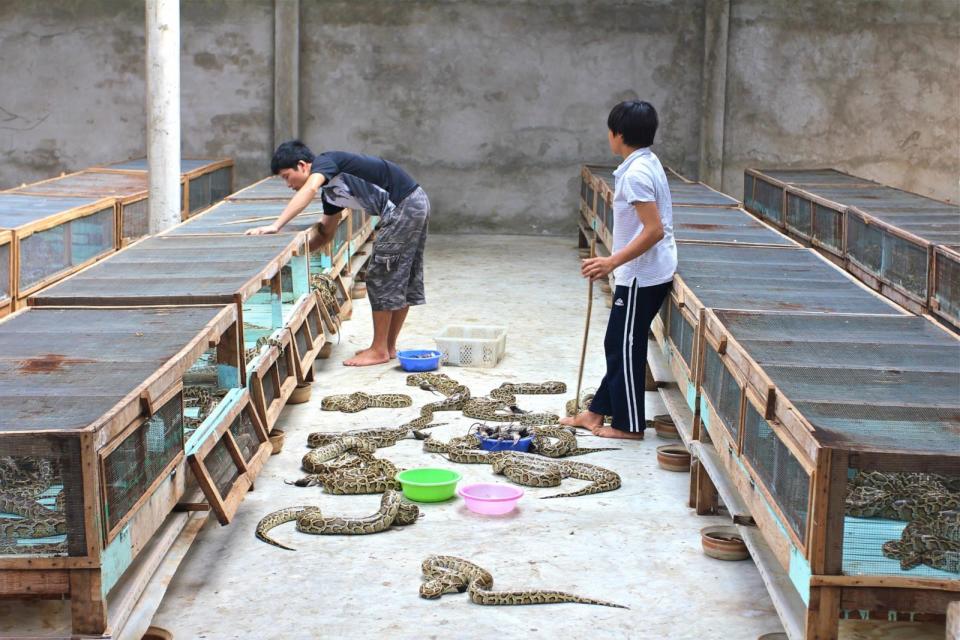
580,175,589,207
70,206,115,265
785,193,812,237
934,250,960,323
209,167,233,204
295,324,310,359
811,203,843,254
184,346,233,439
700,344,741,442
205,436,241,499
741,402,810,545
743,173,757,211
188,173,211,213
587,182,596,216
882,231,930,298
657,295,669,328
667,299,695,370
334,220,348,255
0,435,85,557
0,241,9,302
351,208,364,237
846,214,883,273
229,411,260,463
19,225,68,291
103,393,183,531
121,198,150,244
307,305,322,341
842,467,960,577
261,365,278,408
753,179,785,224
276,346,290,383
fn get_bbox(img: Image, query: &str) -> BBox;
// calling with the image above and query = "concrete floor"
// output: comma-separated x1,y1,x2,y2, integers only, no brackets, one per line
151,234,785,640
1,235,946,639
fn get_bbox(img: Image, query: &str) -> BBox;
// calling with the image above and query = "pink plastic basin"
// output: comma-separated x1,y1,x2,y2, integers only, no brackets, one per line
458,483,524,515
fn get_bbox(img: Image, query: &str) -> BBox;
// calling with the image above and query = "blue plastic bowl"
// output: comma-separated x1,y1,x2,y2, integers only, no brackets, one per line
397,349,442,372
477,434,534,452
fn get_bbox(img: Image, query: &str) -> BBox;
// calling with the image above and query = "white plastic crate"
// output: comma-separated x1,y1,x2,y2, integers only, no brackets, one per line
434,324,507,368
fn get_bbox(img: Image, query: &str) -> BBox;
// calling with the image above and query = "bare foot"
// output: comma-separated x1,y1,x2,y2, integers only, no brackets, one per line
559,410,604,431
355,347,397,358
590,426,644,440
343,349,390,366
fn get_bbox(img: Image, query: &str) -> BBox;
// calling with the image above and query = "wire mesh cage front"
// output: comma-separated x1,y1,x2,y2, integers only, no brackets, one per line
333,218,349,256
811,203,844,254
742,173,757,212
120,198,150,245
351,208,365,239
667,298,695,371
205,436,242,499
209,166,233,205
103,393,184,535
18,204,115,293
741,402,810,547
229,410,261,463
752,178,786,225
700,343,742,444
0,240,10,304
933,248,960,325
843,463,960,578
0,435,86,557
785,192,813,238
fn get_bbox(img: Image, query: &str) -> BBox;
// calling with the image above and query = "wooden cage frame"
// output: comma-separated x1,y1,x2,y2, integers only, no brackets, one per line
245,327,298,433
929,244,960,331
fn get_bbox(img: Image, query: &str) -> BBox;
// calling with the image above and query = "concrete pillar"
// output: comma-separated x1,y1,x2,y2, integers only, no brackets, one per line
697,0,730,190
145,0,181,233
273,0,300,146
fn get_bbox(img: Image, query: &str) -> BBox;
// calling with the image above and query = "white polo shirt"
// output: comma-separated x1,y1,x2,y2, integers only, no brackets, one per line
611,147,677,287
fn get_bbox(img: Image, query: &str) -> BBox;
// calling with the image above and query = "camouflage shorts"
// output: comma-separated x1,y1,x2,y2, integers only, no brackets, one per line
366,187,430,311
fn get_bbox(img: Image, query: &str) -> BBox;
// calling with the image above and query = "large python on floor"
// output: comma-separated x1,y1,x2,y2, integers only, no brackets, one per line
256,490,420,551
462,381,565,425
424,435,620,498
419,555,627,608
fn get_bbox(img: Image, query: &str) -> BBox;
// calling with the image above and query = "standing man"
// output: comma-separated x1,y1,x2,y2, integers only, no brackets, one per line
561,101,677,439
247,141,430,367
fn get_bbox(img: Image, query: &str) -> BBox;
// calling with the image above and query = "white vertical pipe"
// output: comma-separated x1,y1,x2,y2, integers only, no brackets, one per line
146,0,181,234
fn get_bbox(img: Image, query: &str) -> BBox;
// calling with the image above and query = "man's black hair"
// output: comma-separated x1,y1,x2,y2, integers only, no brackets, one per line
271,140,315,174
607,101,658,148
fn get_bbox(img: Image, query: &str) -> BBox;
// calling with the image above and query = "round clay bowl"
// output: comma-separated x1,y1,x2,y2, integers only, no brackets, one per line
352,282,367,298
269,429,286,455
288,383,312,405
757,634,788,640
656,444,691,472
654,414,680,440
142,627,174,640
701,525,749,561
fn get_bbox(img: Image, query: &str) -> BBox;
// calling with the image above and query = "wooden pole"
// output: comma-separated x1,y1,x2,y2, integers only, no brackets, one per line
574,235,597,410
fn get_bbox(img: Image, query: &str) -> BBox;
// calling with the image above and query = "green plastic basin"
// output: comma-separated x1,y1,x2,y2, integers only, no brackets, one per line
395,468,462,503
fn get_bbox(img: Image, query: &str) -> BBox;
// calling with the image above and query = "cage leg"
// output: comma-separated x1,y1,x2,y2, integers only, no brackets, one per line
70,569,108,636
693,460,719,515
688,458,700,509
805,586,841,640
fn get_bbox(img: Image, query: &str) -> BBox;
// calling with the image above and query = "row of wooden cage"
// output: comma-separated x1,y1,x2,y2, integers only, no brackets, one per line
0,171,375,636
578,163,959,640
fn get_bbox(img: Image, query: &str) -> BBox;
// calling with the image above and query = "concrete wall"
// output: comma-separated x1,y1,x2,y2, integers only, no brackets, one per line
722,0,960,203
0,0,273,190
300,0,705,233
0,0,957,230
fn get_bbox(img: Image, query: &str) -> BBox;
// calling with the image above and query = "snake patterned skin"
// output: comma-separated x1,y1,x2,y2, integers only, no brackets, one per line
845,472,960,519
462,381,566,425
321,392,414,413
419,555,627,608
422,436,620,499
0,457,68,554
256,490,420,551
882,509,960,573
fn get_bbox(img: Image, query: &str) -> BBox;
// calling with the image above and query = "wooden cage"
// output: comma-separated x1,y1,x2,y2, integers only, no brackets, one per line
95,157,234,218
0,229,11,319
0,193,117,310
742,168,875,229
0,305,270,636
693,309,960,639
27,233,314,375
9,170,151,247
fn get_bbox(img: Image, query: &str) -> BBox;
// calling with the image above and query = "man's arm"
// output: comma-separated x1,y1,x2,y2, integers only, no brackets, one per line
246,173,327,235
581,201,664,281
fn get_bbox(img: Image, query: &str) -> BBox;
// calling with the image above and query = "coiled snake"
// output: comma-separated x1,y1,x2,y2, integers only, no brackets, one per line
257,490,420,551
419,555,627,608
